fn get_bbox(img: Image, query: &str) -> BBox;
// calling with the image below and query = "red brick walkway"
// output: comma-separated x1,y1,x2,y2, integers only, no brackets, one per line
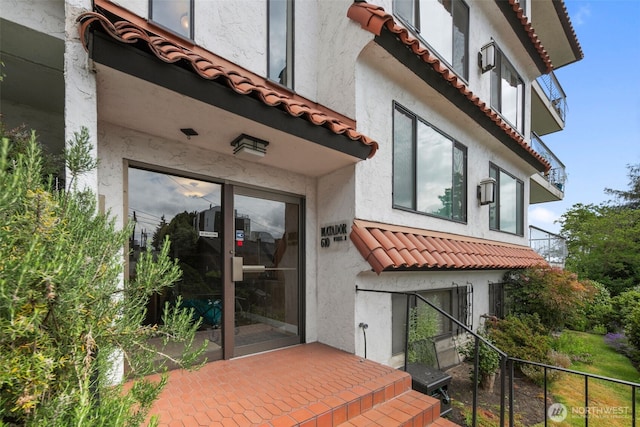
147,343,456,427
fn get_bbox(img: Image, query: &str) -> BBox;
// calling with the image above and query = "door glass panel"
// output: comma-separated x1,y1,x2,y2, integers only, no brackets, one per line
128,167,223,362
233,192,300,355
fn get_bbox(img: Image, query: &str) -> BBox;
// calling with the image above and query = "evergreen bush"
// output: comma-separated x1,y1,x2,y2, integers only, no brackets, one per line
0,126,205,426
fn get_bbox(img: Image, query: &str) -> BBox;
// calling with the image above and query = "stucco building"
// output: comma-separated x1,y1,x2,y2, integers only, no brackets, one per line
1,0,582,424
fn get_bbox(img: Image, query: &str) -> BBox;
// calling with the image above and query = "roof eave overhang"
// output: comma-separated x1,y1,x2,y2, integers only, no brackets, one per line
495,0,550,75
347,2,550,174
374,28,548,173
350,219,548,275
78,2,378,161
498,0,584,73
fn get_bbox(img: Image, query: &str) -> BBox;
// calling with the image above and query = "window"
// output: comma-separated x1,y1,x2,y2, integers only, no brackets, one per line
149,0,193,39
490,49,524,133
489,164,524,235
489,282,506,318
393,104,467,221
268,0,294,87
394,0,469,80
392,286,472,355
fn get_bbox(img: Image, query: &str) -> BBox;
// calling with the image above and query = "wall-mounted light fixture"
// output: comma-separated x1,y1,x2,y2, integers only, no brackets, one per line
231,134,269,160
477,177,496,205
479,42,496,73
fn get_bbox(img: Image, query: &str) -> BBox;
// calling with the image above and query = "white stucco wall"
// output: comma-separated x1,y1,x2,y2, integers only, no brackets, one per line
354,270,504,366
314,1,547,365
352,43,532,246
64,0,98,193
316,164,360,352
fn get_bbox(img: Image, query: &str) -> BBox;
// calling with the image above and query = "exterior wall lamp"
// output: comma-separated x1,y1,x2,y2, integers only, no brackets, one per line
479,42,496,73
231,134,270,160
477,177,496,205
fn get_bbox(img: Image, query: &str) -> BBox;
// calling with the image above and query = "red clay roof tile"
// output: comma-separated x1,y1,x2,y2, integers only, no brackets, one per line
78,1,379,159
350,220,547,274
347,1,551,172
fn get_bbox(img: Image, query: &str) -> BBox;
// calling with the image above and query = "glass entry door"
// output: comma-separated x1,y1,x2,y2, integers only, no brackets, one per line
232,190,301,356
128,166,302,363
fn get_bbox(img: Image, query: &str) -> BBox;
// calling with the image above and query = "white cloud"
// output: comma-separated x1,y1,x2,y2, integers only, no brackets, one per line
529,206,560,228
572,4,591,27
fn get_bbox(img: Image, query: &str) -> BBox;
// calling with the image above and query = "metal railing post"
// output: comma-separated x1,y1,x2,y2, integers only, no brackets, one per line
632,386,636,427
403,294,411,372
499,356,506,427
544,367,548,427
509,360,514,427
473,336,479,427
585,376,589,427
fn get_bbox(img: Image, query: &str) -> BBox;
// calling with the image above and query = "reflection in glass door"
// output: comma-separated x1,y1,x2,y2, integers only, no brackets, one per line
128,166,303,363
233,191,301,356
128,167,224,362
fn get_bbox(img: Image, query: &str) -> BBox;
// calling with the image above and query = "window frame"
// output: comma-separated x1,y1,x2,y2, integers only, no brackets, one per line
490,47,525,134
149,0,194,40
393,102,468,223
392,0,470,81
267,0,295,88
392,285,472,356
489,163,525,236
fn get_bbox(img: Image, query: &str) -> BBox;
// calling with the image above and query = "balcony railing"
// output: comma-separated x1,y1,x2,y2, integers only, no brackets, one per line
537,72,567,122
531,132,567,192
356,287,640,427
529,225,567,267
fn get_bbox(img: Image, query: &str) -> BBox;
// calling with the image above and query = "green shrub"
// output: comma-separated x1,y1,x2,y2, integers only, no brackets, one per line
625,305,640,351
485,314,551,364
520,350,571,386
504,267,592,331
0,128,205,426
608,288,640,331
582,281,612,332
460,331,501,388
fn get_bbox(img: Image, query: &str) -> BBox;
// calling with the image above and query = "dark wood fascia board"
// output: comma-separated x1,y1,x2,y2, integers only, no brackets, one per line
375,30,546,173
89,31,372,160
493,0,548,75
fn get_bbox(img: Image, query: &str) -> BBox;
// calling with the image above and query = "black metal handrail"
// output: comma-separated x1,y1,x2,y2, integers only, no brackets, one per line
509,357,638,427
356,287,640,427
356,287,508,426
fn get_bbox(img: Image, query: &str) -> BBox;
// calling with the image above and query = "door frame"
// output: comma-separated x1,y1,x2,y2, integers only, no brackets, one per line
125,161,305,361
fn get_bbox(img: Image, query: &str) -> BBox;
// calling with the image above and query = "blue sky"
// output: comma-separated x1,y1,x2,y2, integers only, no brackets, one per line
528,0,640,235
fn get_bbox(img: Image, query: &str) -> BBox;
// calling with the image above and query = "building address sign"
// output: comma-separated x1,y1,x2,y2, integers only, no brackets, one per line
320,221,349,248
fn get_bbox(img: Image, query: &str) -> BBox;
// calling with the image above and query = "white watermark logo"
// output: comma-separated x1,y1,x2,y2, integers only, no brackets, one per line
548,403,568,422
548,403,632,422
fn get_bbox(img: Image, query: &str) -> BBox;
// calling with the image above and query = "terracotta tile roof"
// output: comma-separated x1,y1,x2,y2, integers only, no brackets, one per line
350,220,547,274
506,0,584,68
347,1,551,173
78,0,379,159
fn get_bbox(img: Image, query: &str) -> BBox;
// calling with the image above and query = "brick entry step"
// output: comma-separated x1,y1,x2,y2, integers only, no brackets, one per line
148,343,459,426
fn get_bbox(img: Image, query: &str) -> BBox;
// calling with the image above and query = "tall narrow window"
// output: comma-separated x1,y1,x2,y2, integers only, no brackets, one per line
149,0,193,39
394,0,469,80
489,164,524,235
393,104,467,222
491,49,524,133
268,0,294,87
